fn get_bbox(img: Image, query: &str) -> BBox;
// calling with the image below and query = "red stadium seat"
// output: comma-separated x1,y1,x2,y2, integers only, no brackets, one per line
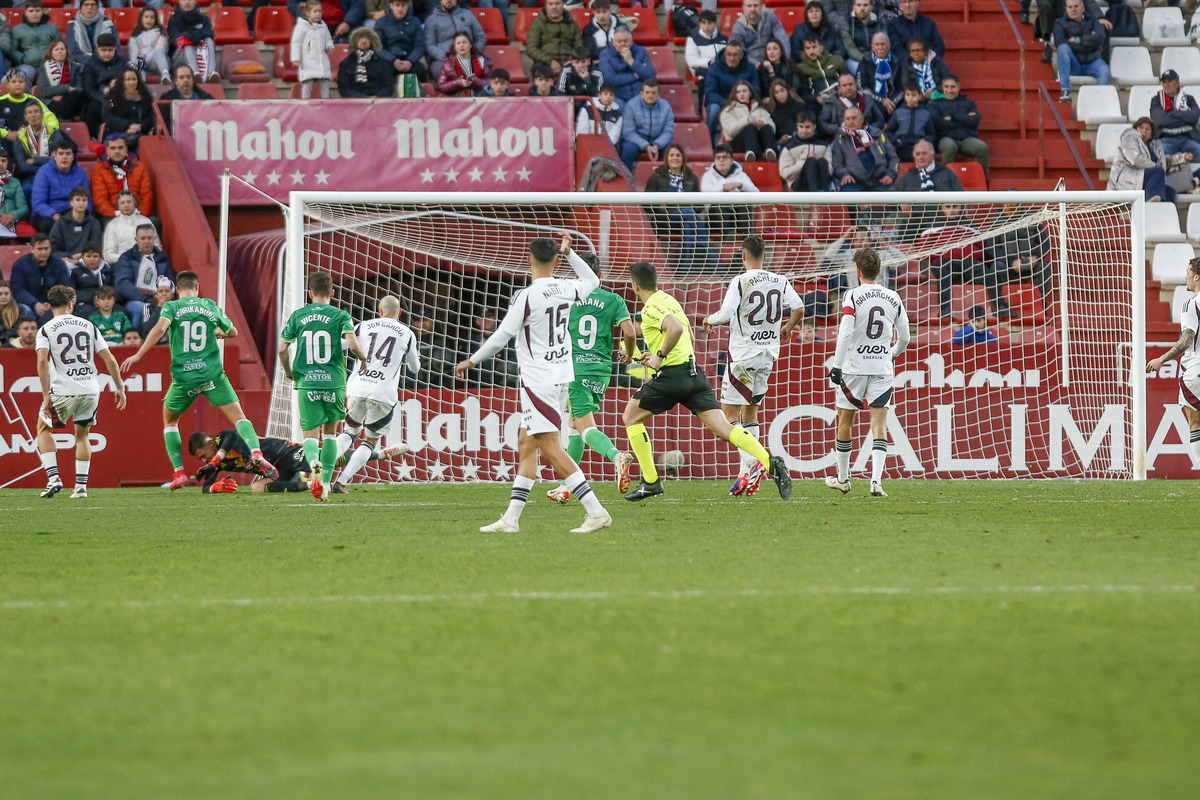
221,43,272,83
58,122,95,161
237,82,281,100
109,7,139,44
808,204,851,241
208,7,254,45
4,9,23,28
946,161,988,191
645,45,681,83
328,43,350,76
473,7,509,45
198,82,227,99
569,7,593,31
673,122,714,162
253,6,293,45
658,83,699,122
626,8,664,45
773,7,807,37
147,82,172,101
514,7,539,44
0,245,31,280
486,45,527,82
273,45,298,82
157,7,172,29
47,8,75,36
741,162,783,191
633,161,659,191
718,8,738,38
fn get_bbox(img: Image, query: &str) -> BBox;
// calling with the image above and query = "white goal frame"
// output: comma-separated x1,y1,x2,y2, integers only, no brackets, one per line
273,189,1147,481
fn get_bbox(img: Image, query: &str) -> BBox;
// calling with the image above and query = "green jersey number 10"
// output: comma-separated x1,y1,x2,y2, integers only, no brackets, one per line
301,329,333,364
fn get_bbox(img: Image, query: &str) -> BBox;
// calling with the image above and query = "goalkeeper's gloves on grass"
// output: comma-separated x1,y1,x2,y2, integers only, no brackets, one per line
828,367,843,385
210,477,238,494
196,458,220,482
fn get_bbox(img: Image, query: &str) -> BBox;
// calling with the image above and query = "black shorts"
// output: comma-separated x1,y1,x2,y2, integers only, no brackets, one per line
271,443,309,481
633,360,721,416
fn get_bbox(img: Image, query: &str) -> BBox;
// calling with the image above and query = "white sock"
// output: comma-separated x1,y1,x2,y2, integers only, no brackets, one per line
339,441,374,485
742,422,759,473
505,475,535,521
871,438,887,484
564,470,605,516
40,451,59,484
75,459,90,488
835,440,852,482
335,432,355,459
1190,429,1200,466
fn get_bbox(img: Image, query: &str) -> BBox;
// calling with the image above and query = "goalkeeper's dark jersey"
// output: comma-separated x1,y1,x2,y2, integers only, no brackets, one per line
204,430,307,487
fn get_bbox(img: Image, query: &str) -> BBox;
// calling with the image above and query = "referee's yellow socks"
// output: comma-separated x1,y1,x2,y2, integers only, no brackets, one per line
626,423,659,484
729,426,770,471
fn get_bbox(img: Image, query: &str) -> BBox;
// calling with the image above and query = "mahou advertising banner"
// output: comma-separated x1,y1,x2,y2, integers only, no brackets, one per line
174,98,576,205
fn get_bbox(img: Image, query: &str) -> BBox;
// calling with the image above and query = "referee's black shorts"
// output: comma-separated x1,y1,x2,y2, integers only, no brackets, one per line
633,360,721,416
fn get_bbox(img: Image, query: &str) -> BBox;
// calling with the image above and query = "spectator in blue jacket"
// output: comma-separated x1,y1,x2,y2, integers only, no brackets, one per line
620,80,674,169
30,140,89,235
114,223,174,329
953,306,998,345
376,0,427,81
888,0,945,60
703,41,759,143
9,232,69,324
598,28,655,102
886,86,936,161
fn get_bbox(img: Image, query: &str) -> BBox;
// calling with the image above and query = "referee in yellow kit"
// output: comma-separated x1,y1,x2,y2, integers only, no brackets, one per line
621,261,792,501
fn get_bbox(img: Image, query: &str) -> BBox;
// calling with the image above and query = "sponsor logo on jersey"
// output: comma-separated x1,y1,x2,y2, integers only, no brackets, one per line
305,390,339,402
856,344,889,355
304,372,333,381
187,381,217,397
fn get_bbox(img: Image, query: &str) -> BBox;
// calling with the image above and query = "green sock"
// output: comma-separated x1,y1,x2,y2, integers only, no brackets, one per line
583,426,621,462
321,437,337,476
235,418,263,452
567,433,585,464
303,438,319,467
163,426,183,471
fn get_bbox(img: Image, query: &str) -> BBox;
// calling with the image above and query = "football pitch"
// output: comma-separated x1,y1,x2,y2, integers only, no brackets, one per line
2,480,1197,799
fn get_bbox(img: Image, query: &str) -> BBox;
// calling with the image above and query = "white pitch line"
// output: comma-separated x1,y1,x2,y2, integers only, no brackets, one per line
1,584,1195,612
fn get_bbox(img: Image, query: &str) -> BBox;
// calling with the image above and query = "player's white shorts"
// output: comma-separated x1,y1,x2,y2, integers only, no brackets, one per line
42,393,100,428
1179,370,1200,411
835,374,893,411
720,353,774,406
520,383,568,435
345,395,396,436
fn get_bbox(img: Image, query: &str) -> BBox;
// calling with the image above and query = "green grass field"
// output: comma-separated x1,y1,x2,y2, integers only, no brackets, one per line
2,480,1197,799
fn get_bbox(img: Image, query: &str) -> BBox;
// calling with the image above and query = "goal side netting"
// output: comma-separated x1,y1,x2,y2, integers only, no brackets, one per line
265,191,1146,482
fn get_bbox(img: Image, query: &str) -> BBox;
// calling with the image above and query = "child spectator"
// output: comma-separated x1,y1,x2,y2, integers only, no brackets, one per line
168,0,220,83
886,85,936,161
476,68,513,97
582,0,628,63
558,46,603,100
122,328,143,347
0,68,58,137
31,139,88,235
794,318,821,343
139,275,176,338
576,83,622,147
89,285,132,344
437,32,491,97
0,150,31,239
50,187,99,264
700,143,759,238
953,305,998,345
529,64,563,97
12,2,61,88
292,0,335,99
78,33,127,139
127,7,173,86
70,243,113,318
685,10,728,100
778,112,832,191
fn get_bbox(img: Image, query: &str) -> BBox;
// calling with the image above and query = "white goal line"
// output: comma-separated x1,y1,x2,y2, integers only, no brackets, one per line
2,584,1195,613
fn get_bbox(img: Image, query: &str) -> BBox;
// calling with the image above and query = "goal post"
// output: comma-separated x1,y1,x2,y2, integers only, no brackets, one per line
269,190,1147,482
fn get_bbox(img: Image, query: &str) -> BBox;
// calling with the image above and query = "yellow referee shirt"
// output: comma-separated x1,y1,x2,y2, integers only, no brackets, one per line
640,290,695,368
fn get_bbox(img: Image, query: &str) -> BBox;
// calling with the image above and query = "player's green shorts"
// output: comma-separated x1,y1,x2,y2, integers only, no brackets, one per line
297,388,346,431
163,375,239,414
568,372,611,418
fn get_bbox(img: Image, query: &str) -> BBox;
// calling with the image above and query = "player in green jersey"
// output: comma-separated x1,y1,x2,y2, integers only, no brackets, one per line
546,251,638,503
278,271,366,502
121,270,279,490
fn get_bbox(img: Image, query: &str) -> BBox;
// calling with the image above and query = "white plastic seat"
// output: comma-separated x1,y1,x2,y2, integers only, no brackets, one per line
1143,7,1193,47
1076,85,1127,125
1094,122,1128,162
1151,242,1195,284
1127,84,1159,121
1186,203,1200,244
1159,47,1200,85
1110,47,1157,85
1171,285,1193,323
1146,201,1186,243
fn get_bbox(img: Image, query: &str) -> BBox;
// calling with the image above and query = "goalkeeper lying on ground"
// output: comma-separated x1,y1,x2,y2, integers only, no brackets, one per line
188,429,403,493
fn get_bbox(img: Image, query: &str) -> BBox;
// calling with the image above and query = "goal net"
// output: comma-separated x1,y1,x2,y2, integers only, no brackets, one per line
266,190,1146,483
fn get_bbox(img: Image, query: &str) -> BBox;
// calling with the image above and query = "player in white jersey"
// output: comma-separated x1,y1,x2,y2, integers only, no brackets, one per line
455,235,612,534
34,285,127,499
702,235,804,496
331,295,420,492
1148,256,1200,465
825,247,910,498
